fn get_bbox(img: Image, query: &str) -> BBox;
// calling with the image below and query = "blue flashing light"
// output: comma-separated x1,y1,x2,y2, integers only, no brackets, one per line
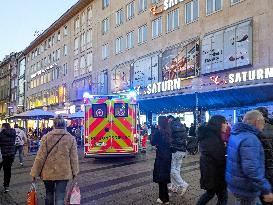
127,90,137,100
83,92,91,98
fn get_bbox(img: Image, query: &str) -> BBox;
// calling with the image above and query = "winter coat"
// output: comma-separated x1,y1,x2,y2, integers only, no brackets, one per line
198,126,226,191
259,120,273,186
151,129,172,183
226,123,271,198
189,126,196,137
14,128,27,146
30,129,79,181
170,118,187,152
0,128,16,157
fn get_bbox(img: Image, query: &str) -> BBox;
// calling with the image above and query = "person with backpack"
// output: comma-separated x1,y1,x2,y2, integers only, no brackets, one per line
167,115,189,196
14,124,27,166
30,115,79,205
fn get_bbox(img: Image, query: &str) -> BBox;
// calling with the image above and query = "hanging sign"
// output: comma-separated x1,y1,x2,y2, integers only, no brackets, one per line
150,0,184,15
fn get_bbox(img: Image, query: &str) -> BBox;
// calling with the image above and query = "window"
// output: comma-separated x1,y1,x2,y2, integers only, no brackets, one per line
81,32,86,51
48,38,51,48
75,17,80,33
92,104,107,118
231,0,240,5
152,17,162,38
138,25,147,44
81,12,86,27
206,0,222,15
102,18,110,34
102,44,109,59
87,52,93,71
116,9,124,26
80,56,86,75
74,37,79,54
167,9,179,32
87,7,92,25
138,0,147,13
116,36,124,54
57,30,61,41
103,0,109,9
114,103,128,117
86,29,92,47
64,26,68,36
52,51,56,62
63,63,68,76
64,44,68,56
57,49,61,60
74,59,79,77
127,2,134,20
185,0,199,24
126,31,134,49
152,0,159,3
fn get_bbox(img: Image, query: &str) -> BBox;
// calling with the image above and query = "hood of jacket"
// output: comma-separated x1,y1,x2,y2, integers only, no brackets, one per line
1,128,16,137
231,122,260,136
170,118,186,133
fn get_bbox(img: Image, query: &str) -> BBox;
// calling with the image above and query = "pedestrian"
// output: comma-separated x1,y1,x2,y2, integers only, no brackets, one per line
226,110,273,205
14,124,27,166
151,116,172,204
196,115,228,205
0,123,16,193
189,123,196,137
167,115,189,195
256,107,273,205
30,115,79,205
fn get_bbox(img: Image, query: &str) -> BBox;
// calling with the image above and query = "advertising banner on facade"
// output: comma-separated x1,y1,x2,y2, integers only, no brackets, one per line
133,54,159,88
201,20,252,74
162,39,199,81
110,63,131,93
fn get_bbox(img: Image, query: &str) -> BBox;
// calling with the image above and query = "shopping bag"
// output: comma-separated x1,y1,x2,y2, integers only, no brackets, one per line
65,181,81,205
27,183,37,205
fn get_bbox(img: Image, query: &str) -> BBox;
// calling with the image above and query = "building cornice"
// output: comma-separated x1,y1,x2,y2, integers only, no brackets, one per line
23,0,93,55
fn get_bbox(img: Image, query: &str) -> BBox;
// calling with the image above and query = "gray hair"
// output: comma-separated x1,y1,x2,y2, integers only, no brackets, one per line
243,110,264,125
53,115,66,129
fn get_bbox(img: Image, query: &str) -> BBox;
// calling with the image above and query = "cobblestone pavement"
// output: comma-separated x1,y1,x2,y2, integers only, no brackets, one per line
0,147,236,205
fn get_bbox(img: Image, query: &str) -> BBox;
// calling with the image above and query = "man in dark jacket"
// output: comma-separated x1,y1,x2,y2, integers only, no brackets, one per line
0,123,16,192
167,116,189,195
189,123,196,137
256,107,273,205
226,110,273,205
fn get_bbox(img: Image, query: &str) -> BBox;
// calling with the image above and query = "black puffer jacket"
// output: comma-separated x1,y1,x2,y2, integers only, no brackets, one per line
0,128,16,157
198,125,226,191
170,118,187,152
259,119,273,186
151,129,172,183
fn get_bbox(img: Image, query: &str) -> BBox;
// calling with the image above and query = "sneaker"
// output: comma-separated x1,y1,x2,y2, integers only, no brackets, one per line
4,187,9,193
20,163,23,166
180,184,189,196
156,198,169,204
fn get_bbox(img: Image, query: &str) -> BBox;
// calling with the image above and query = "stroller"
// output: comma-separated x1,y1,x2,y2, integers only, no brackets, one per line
186,136,199,155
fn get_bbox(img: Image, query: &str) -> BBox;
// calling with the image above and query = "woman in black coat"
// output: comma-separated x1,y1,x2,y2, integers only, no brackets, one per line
151,116,172,204
196,115,228,205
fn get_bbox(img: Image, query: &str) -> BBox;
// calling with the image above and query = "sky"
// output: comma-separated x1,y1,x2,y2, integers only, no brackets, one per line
0,0,79,61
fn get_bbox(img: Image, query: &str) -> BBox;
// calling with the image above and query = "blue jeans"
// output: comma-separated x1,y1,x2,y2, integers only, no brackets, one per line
170,151,188,189
235,196,257,205
44,180,68,205
15,145,23,163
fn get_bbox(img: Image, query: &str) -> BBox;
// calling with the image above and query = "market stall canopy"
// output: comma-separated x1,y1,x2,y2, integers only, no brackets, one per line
139,84,273,113
13,109,56,120
67,111,84,119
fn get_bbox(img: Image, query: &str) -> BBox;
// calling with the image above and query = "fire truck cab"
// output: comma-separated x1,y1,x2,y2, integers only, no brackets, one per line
83,93,139,157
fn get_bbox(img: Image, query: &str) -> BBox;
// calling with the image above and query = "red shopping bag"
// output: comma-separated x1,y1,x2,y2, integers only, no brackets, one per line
65,181,81,205
27,183,37,205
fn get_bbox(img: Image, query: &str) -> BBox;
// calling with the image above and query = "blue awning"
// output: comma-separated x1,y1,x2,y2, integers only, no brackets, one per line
139,84,273,113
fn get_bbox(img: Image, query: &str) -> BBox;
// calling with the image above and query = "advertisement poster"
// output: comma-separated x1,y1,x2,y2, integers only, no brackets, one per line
201,21,252,74
133,54,159,87
162,40,199,81
111,63,131,93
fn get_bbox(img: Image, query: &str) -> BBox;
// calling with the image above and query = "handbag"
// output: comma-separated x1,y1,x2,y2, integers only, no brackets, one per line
65,181,81,205
27,183,37,205
39,134,65,177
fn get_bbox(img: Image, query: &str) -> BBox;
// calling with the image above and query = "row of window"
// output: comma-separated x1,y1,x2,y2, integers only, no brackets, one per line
29,26,68,62
73,53,93,77
74,7,92,34
74,29,92,54
102,0,243,35
29,45,68,74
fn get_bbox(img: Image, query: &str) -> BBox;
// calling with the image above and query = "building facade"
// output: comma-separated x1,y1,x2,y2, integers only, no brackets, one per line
23,0,273,123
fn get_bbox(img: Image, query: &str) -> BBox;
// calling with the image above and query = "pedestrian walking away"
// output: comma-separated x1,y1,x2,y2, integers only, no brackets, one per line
226,110,273,205
196,115,228,205
167,115,189,195
151,116,172,204
256,107,273,205
0,123,16,193
30,115,80,205
14,124,27,166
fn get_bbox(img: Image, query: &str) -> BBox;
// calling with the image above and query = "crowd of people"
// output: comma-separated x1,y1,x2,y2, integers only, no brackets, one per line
150,107,273,205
